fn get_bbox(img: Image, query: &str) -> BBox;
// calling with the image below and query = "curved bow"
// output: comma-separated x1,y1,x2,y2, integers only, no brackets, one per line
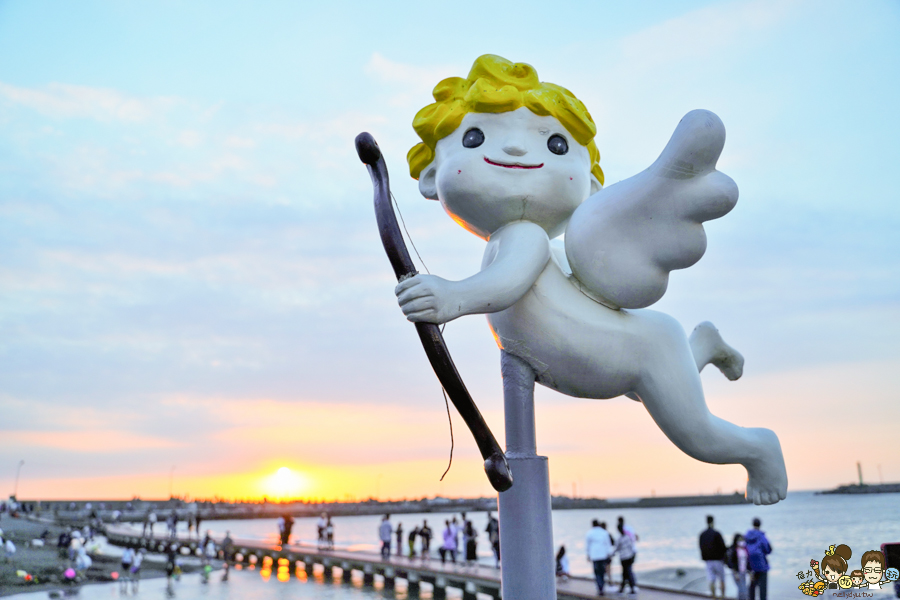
355,132,513,493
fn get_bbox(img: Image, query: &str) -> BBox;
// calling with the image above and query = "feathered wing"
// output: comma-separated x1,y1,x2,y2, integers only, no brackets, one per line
565,109,739,309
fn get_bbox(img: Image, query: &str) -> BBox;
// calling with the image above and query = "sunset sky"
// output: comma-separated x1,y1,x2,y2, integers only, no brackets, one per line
2,0,898,503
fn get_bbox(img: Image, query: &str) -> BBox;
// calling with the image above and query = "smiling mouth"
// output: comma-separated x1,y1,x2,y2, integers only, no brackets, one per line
484,157,544,169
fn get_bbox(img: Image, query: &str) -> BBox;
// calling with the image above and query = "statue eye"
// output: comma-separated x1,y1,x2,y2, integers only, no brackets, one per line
547,134,568,155
462,128,485,148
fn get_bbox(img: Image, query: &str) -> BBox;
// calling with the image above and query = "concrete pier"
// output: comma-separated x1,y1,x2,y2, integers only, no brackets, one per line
104,525,710,600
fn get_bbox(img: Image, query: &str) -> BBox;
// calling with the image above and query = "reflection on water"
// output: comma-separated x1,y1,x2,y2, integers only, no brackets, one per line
9,569,428,600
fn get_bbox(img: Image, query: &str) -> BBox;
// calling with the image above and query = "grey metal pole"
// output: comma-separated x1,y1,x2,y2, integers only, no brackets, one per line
13,460,24,499
498,351,555,600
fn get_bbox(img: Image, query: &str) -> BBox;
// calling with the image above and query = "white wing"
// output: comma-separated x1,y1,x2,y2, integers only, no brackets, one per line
565,110,739,309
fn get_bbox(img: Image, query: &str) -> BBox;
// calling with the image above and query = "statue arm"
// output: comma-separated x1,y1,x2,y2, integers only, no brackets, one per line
395,220,550,324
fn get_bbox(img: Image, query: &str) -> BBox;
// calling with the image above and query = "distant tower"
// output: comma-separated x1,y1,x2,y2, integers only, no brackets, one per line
857,462,864,486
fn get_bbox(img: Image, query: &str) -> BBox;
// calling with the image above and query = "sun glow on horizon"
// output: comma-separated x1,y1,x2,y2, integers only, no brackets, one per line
260,466,308,501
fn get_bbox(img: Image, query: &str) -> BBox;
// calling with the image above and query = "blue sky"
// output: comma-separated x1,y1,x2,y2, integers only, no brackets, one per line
1,0,898,501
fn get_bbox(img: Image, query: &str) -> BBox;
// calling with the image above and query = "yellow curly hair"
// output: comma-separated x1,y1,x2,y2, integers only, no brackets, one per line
407,54,604,185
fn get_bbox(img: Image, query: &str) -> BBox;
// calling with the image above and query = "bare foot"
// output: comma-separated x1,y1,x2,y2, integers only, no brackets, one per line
743,428,788,505
689,321,744,380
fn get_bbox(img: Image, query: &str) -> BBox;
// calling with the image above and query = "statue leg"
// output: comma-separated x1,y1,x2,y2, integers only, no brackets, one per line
634,317,787,505
689,321,744,380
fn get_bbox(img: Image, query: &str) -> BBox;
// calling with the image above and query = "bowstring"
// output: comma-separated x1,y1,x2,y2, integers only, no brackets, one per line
391,192,430,275
390,192,454,481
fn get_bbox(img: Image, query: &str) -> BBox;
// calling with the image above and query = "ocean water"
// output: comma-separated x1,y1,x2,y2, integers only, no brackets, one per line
119,491,900,599
6,571,400,600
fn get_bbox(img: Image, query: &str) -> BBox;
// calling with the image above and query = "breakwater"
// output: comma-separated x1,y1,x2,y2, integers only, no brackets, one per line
22,491,750,525
817,482,900,495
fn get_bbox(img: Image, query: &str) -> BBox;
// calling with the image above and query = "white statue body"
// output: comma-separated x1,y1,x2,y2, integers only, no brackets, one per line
398,67,787,505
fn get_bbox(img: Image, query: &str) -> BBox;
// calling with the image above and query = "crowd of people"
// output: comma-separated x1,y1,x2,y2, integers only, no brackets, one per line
140,509,205,540
699,514,772,600
272,512,334,548
367,509,761,599
376,512,501,567
584,516,640,596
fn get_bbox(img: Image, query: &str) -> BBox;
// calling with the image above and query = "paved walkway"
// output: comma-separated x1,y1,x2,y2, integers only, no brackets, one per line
284,547,705,600
105,525,709,599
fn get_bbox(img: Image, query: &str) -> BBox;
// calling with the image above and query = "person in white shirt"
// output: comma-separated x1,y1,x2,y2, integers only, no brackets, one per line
276,516,285,544
131,550,144,592
586,520,614,596
147,511,157,537
379,515,392,559
450,517,461,561
120,547,135,589
615,520,638,595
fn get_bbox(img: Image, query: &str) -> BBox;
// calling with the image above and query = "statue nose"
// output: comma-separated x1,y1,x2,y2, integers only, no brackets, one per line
502,142,527,156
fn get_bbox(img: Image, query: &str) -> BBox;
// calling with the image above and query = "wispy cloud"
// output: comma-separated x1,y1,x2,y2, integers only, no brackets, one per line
0,81,176,122
364,53,457,108
618,0,801,72
1,430,181,452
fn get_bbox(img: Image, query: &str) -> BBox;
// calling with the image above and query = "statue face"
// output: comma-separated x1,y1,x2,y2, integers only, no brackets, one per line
425,107,594,239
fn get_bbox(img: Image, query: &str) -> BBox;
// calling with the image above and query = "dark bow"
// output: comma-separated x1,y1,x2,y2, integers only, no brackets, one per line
355,132,513,492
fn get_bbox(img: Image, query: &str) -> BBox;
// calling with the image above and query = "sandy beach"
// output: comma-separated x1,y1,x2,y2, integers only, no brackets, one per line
0,514,172,597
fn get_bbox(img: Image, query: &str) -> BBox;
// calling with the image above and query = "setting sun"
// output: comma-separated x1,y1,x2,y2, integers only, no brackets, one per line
260,466,308,501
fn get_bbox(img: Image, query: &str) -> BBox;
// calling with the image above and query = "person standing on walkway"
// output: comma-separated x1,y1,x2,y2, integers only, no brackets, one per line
317,513,327,549
420,520,432,560
379,515,392,559
395,522,404,557
408,525,419,558
464,520,478,565
167,511,178,539
440,520,456,564
325,516,334,550
221,531,234,563
203,537,217,570
282,513,295,545
615,520,638,595
699,515,727,599
485,512,500,568
726,533,749,600
450,517,461,562
165,544,177,593
147,510,157,537
130,549,144,593
745,518,772,600
120,546,135,590
556,545,570,581
586,519,614,597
